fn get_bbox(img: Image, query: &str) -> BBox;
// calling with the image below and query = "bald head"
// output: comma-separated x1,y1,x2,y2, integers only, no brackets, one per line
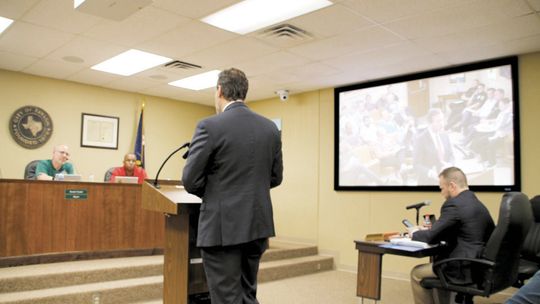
52,144,70,168
123,153,137,172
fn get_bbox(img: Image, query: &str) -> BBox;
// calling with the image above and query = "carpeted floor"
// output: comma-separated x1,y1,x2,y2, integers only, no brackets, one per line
257,270,516,304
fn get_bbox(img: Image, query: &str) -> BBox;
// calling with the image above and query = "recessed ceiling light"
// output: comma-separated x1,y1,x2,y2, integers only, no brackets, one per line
0,16,14,35
91,49,171,76
201,0,333,35
168,70,221,91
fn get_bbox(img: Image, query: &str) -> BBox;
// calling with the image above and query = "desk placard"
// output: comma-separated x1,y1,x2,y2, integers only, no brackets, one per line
64,189,88,200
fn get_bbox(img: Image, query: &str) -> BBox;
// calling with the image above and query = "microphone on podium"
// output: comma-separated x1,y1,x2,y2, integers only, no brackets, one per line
153,142,190,188
406,200,431,210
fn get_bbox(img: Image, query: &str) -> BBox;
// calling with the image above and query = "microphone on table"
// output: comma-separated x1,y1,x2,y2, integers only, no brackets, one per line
153,142,190,189
406,200,432,225
406,200,431,210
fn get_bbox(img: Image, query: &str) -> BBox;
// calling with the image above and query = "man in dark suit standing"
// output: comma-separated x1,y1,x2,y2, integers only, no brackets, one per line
413,108,455,185
409,167,494,304
182,68,283,304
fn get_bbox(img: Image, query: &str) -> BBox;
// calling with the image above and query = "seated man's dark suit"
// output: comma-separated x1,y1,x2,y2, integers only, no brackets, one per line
413,190,495,285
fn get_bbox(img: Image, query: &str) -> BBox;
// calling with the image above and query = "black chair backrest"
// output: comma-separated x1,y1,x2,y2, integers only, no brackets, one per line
482,192,533,293
521,195,540,261
24,160,41,180
104,167,115,182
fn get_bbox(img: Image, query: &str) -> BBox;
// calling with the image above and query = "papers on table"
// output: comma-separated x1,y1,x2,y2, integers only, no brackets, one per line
389,238,430,248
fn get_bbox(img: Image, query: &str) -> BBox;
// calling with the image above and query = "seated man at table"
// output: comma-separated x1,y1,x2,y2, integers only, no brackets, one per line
36,144,74,180
408,167,495,304
109,153,147,184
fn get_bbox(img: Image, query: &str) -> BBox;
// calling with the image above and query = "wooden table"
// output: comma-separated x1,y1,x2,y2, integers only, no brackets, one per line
355,240,441,301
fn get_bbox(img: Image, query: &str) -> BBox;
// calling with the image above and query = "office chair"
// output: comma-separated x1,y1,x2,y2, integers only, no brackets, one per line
420,192,533,304
514,195,540,287
24,160,41,180
104,167,115,182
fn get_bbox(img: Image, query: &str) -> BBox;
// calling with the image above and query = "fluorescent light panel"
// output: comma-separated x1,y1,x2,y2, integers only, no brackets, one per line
169,70,221,91
201,0,333,35
91,49,171,76
0,16,14,35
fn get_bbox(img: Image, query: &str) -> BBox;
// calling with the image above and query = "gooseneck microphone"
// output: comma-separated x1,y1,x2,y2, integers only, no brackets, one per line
153,142,190,188
406,200,431,210
406,200,431,225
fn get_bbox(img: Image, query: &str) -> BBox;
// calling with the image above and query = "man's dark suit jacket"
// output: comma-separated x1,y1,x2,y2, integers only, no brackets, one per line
413,190,495,285
182,102,283,247
413,129,455,185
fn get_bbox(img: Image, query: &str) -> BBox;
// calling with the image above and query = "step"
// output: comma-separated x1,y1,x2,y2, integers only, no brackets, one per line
0,276,163,304
0,256,163,293
0,243,333,304
263,244,318,262
259,255,334,282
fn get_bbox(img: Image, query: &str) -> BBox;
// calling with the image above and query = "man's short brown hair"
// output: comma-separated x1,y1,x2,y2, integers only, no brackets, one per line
439,167,468,188
217,68,249,101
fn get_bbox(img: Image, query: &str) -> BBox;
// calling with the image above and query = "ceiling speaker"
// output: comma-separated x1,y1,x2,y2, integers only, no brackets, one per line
75,0,153,21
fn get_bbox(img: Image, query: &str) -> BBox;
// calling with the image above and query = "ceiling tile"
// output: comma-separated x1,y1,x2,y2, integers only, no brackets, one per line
151,0,239,19
414,14,540,55
323,41,435,71
340,0,469,24
67,69,124,87
22,58,86,79
0,0,40,19
22,0,101,34
142,83,215,105
283,62,341,79
44,36,126,68
502,33,540,54
0,51,38,71
384,0,535,40
82,6,191,47
234,51,312,77
528,0,540,11
437,44,517,65
139,20,238,60
0,21,74,58
1,0,540,107
289,26,403,61
287,4,375,38
183,36,279,68
105,76,161,93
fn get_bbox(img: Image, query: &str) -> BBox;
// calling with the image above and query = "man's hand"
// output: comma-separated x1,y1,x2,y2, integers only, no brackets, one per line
407,225,428,237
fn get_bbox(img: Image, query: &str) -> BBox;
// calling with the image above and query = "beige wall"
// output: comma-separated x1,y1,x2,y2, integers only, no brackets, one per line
251,52,540,277
0,70,213,181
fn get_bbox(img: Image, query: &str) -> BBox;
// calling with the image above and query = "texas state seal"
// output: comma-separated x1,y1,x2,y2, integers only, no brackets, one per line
9,105,53,149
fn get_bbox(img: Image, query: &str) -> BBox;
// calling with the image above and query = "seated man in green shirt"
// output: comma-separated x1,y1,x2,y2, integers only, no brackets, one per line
36,144,74,180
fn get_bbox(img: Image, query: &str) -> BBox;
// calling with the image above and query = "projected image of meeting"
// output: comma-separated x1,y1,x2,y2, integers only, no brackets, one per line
335,57,519,191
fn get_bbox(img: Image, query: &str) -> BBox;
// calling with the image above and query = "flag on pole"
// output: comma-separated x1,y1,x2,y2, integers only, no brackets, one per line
134,102,145,168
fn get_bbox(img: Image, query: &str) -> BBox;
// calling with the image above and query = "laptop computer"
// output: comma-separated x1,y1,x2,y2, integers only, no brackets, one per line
114,176,139,184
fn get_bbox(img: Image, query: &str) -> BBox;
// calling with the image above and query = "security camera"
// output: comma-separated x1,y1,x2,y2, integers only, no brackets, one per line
276,89,289,101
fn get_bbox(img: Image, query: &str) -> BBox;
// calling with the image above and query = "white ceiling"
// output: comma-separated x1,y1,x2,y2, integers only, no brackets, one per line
1,0,540,106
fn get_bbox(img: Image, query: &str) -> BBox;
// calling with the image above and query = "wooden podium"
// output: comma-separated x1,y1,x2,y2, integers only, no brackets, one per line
142,180,208,304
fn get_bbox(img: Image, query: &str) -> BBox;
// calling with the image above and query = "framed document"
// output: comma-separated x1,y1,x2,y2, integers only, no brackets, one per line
81,113,119,149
